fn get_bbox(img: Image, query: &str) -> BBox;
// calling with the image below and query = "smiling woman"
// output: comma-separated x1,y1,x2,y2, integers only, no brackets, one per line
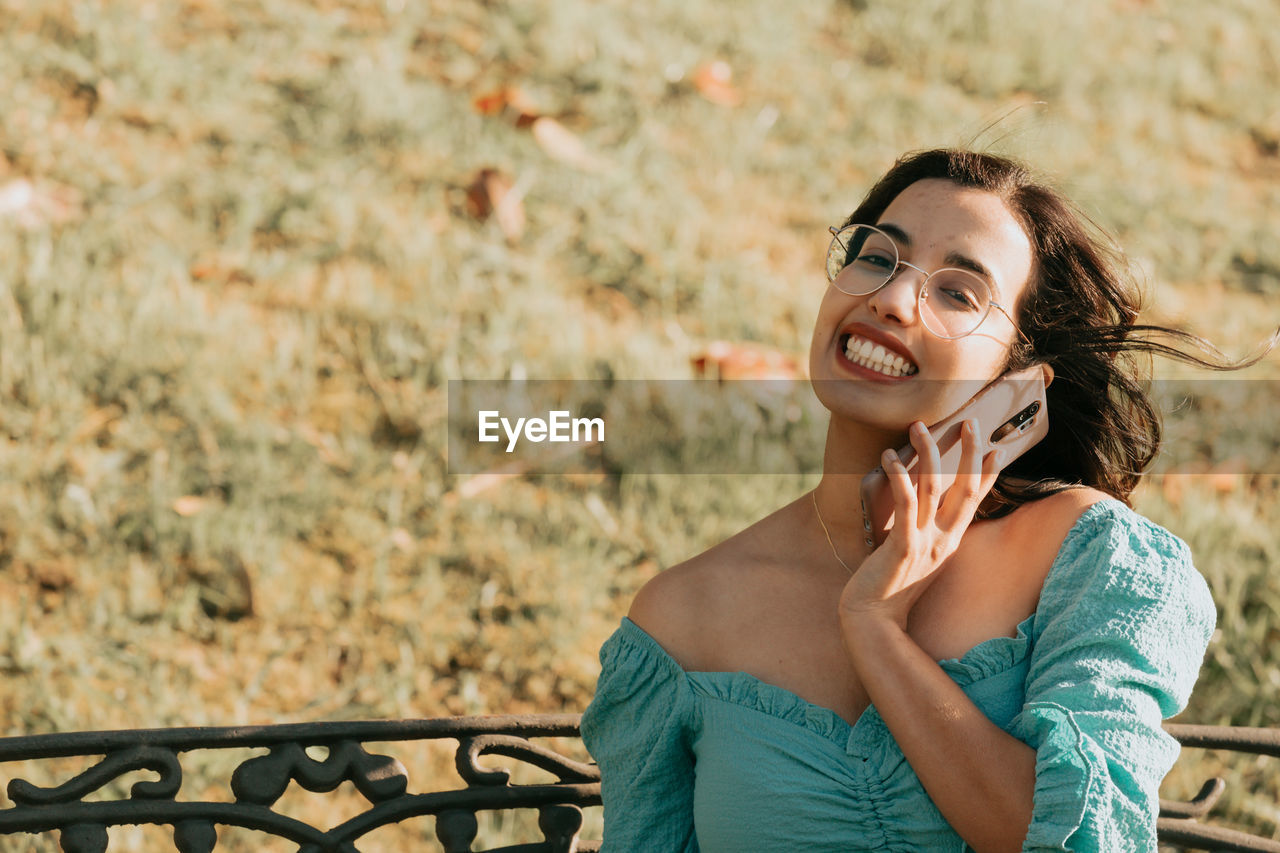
811,178,1035,432
579,148,1274,852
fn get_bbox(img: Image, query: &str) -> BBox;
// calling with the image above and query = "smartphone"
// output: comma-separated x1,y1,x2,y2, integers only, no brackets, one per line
858,365,1050,549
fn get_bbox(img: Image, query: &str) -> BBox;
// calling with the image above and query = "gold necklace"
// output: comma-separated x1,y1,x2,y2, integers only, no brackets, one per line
811,490,854,576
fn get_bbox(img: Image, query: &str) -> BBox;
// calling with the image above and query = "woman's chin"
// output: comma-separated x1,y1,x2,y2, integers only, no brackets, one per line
810,379,916,431
809,376,975,433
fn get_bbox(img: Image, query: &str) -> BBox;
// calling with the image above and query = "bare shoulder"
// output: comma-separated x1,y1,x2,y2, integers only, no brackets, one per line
627,503,799,671
1003,485,1114,554
626,536,760,672
625,553,717,671
1015,485,1112,524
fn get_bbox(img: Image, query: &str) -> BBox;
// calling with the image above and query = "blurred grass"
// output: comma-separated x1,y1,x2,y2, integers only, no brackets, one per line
0,0,1278,848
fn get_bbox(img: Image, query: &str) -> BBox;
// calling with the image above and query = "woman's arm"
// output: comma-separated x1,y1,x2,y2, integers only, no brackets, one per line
837,419,1033,851
580,619,700,853
837,421,1214,852
843,612,1035,852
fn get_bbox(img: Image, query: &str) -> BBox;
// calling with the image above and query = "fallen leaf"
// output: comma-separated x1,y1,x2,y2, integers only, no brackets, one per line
491,181,526,243
692,60,742,106
118,106,159,130
173,496,206,516
454,463,528,500
463,168,525,242
1160,457,1249,507
190,252,254,285
692,340,804,380
1206,457,1248,494
471,89,509,116
447,440,598,501
530,117,606,171
471,86,543,124
71,405,124,444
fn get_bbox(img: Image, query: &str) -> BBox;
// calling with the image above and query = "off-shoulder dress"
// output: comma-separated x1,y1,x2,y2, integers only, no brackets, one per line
580,499,1216,852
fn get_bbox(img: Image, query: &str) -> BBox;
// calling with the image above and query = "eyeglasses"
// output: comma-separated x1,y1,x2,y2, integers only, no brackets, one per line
825,224,1025,341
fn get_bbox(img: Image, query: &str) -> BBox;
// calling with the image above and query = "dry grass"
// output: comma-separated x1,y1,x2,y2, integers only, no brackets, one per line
1,0,1278,848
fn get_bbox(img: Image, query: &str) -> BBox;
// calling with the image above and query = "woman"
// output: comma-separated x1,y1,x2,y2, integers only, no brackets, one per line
580,149,1252,852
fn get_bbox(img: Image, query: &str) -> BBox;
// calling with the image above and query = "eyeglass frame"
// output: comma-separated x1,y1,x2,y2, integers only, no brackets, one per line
826,224,1030,344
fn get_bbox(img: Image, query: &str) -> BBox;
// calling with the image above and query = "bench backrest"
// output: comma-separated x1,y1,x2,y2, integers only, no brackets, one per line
0,717,1274,852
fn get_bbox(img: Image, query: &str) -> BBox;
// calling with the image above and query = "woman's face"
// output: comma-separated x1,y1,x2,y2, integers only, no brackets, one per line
808,178,1036,430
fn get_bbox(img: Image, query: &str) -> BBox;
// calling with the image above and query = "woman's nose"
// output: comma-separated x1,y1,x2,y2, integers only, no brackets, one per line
866,265,922,325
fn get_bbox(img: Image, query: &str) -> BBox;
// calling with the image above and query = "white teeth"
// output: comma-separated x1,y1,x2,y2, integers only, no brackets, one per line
843,335,917,377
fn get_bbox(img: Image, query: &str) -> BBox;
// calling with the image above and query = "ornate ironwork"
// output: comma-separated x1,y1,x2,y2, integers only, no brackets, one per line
1159,724,1280,852
0,716,601,852
2,717,1278,851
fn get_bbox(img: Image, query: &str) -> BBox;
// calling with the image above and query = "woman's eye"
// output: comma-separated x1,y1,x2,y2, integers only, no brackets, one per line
941,288,979,310
855,252,894,270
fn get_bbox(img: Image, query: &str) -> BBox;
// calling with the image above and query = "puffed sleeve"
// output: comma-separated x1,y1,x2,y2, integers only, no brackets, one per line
580,618,700,853
1010,502,1216,852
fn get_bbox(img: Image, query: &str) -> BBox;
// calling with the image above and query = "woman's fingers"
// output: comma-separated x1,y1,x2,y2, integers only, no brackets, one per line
937,419,988,529
883,447,917,546
859,424,1007,616
909,421,942,528
979,441,1005,498
884,419,1004,553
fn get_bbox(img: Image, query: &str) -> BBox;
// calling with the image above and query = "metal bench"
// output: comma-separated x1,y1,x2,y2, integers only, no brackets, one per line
0,717,1274,851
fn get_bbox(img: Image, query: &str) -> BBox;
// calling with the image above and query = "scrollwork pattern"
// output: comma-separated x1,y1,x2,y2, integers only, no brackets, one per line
456,734,599,787
2,719,1272,851
8,746,182,806
229,740,408,806
0,716,602,852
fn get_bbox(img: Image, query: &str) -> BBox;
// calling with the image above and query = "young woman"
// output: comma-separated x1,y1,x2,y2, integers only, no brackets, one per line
580,149,1258,852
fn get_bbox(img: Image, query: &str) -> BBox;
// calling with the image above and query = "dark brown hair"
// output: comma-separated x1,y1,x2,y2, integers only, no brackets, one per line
844,148,1274,514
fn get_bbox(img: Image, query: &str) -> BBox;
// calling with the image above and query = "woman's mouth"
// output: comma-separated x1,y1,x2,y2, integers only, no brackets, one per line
839,333,918,378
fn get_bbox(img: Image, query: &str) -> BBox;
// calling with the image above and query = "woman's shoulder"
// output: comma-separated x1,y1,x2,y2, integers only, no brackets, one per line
1017,491,1216,705
1019,488,1209,623
998,486,1172,570
624,555,715,672
626,500,807,672
1004,484,1113,542
1031,488,1190,566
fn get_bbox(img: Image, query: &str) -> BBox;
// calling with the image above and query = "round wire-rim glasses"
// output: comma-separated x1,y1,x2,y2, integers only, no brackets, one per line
825,224,1027,342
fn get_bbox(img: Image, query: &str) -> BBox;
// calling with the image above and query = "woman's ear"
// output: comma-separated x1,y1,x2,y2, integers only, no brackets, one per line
1039,363,1054,388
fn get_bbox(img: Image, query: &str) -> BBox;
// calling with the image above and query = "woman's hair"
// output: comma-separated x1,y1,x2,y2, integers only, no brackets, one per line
842,148,1273,515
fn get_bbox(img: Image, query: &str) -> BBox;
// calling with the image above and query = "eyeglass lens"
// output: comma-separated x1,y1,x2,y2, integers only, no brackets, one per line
826,225,992,339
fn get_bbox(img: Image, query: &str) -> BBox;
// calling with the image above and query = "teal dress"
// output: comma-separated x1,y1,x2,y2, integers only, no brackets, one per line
580,500,1216,852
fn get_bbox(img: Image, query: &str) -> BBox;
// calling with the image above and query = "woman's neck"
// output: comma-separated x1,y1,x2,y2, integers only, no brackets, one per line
812,415,907,554
820,414,905,481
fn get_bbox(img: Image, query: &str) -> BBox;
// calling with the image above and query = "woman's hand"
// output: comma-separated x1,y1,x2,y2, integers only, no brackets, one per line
838,419,1004,631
